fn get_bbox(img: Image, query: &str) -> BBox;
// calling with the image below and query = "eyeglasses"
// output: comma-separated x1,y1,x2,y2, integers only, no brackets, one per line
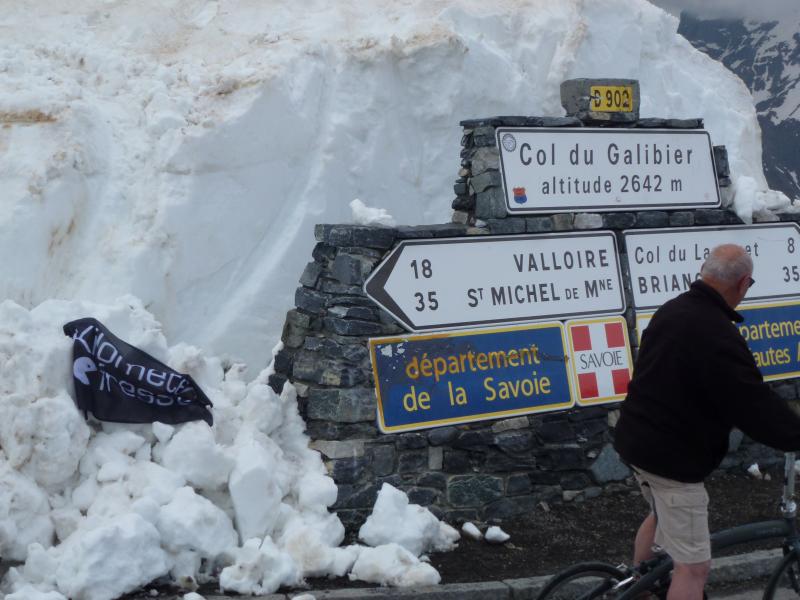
747,277,755,288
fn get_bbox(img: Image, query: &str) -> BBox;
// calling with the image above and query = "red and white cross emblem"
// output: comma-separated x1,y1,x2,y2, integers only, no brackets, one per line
567,318,632,406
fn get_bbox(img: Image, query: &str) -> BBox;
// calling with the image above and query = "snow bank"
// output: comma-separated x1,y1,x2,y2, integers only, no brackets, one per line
0,298,462,598
0,0,785,374
0,298,346,599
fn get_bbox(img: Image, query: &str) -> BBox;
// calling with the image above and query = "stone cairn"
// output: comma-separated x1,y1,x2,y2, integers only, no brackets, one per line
270,79,799,530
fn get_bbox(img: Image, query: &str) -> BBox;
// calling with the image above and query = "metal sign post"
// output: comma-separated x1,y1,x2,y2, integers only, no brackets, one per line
364,232,625,332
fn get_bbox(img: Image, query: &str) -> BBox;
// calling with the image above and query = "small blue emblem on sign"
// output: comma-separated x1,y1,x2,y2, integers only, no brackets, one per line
513,187,527,204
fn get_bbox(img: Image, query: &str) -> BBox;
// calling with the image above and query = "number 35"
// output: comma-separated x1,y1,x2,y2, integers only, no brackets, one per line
414,291,439,311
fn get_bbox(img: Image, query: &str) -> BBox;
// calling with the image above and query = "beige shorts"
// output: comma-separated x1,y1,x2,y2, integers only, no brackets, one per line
633,467,710,564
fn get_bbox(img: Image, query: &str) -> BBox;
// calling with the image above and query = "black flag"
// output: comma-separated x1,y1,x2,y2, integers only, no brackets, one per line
63,318,213,426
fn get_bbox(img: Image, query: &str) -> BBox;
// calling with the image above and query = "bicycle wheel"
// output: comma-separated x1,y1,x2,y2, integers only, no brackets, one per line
763,549,800,599
536,561,627,600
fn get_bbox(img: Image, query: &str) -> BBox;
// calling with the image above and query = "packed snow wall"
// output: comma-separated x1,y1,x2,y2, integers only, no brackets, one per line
272,107,800,526
0,0,791,377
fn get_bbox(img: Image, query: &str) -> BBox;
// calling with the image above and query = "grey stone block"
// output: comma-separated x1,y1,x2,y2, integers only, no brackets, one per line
312,242,338,264
713,144,730,179
471,146,500,175
304,336,368,364
310,439,366,459
475,187,508,219
281,309,312,349
330,456,370,483
589,443,631,483
331,252,379,285
398,450,428,473
492,417,530,433
323,316,384,336
453,430,492,448
484,451,535,472
397,433,428,450
299,261,323,287
327,305,379,321
370,444,396,476
442,450,473,474
394,224,469,239
292,352,366,386
536,419,575,443
447,474,504,506
634,211,669,228
525,217,554,233
470,170,502,193
538,445,586,470
428,426,458,446
669,211,694,227
603,212,636,229
451,210,470,225
307,387,376,423
552,213,574,231
428,446,443,470
407,487,441,506
452,195,475,211
694,209,726,225
494,431,534,453
728,429,744,453
315,224,397,249
417,471,447,490
506,473,533,495
574,213,603,230
472,125,497,148
486,218,526,234
295,287,328,314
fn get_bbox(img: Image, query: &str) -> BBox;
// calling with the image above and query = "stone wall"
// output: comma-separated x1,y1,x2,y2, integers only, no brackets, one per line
269,114,799,531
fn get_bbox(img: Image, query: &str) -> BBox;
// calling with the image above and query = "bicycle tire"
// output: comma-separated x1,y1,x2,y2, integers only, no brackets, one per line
763,549,800,599
536,561,626,600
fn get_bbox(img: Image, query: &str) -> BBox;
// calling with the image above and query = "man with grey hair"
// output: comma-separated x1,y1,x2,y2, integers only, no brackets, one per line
615,243,800,599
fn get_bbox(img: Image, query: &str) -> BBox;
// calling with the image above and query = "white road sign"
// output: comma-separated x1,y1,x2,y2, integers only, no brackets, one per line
496,128,720,213
624,223,800,310
364,232,625,332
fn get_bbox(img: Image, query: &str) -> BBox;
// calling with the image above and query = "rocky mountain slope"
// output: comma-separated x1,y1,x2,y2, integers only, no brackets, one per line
679,12,800,202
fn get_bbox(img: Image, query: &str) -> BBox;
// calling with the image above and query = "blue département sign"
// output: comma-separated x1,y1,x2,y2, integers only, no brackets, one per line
738,301,800,381
636,299,800,382
369,322,574,433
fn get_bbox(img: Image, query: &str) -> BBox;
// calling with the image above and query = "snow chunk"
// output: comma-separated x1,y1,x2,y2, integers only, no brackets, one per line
0,462,54,560
54,514,170,600
161,422,233,490
349,543,441,587
461,522,482,541
485,526,510,544
747,463,763,479
359,483,459,556
229,437,285,541
350,198,397,226
157,486,238,558
6,587,67,600
219,537,300,595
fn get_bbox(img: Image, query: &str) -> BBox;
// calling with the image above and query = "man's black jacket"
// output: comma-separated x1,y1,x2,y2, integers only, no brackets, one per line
614,280,800,482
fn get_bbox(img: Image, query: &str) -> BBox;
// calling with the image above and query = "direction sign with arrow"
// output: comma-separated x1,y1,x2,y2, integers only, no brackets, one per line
623,223,800,310
364,232,625,332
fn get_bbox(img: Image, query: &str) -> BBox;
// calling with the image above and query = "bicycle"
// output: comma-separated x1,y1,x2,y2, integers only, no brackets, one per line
535,452,800,599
